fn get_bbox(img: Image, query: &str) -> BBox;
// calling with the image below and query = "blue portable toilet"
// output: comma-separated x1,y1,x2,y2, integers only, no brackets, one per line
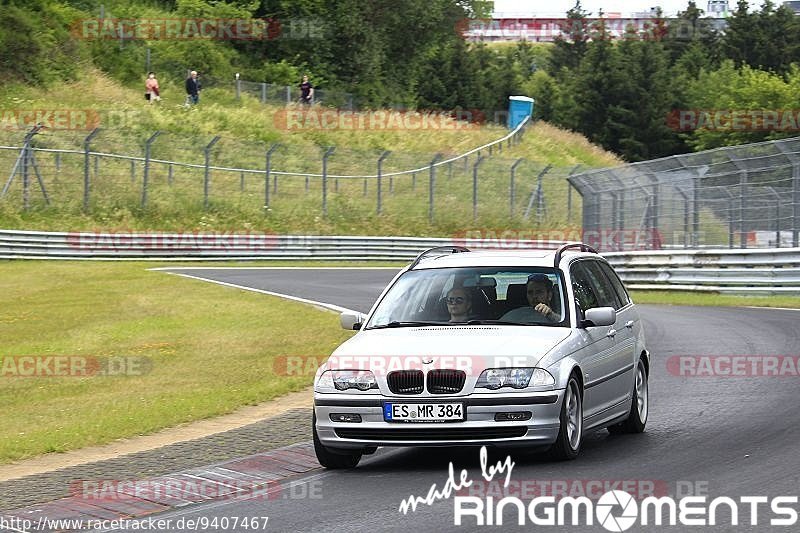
507,96,534,129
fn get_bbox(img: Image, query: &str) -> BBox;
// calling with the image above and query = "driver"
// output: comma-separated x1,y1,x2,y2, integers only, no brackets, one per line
446,287,472,322
501,274,559,322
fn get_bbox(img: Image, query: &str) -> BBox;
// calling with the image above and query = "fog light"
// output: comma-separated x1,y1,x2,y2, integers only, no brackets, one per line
495,411,532,422
330,413,362,423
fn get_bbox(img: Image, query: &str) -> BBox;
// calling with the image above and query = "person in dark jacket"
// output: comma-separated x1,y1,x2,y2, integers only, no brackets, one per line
185,71,200,105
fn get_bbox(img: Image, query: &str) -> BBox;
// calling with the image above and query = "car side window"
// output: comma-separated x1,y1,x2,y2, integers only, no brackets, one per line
598,261,631,307
570,263,599,311
583,261,622,310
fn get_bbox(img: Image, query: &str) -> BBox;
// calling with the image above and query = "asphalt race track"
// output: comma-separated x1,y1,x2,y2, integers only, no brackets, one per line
83,269,800,531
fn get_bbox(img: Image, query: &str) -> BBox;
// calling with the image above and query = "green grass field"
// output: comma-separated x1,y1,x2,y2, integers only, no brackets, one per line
630,290,800,309
0,261,352,463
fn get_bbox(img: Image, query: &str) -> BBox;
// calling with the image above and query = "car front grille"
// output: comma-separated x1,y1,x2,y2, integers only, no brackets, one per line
387,370,424,394
427,369,466,394
335,426,528,441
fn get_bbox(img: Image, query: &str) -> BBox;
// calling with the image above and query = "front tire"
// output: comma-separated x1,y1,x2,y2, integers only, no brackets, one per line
608,359,648,434
312,413,362,469
548,375,583,461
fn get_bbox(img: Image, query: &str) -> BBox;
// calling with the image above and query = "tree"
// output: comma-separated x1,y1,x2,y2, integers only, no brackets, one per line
550,1,590,73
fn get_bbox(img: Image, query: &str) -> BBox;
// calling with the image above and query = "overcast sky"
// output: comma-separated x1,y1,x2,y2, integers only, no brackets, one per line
492,1,764,17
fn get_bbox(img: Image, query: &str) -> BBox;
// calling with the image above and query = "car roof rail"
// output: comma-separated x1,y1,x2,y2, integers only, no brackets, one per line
553,242,598,267
409,246,470,270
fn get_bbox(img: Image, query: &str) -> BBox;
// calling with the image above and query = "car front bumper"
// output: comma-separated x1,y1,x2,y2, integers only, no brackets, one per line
313,389,565,450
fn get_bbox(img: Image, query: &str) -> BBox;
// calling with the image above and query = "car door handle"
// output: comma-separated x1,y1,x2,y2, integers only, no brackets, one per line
625,320,634,329
606,329,617,338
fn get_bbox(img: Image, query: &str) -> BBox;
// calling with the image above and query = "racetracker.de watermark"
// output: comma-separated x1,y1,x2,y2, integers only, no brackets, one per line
71,17,325,41
69,478,322,502
457,478,673,501
0,356,152,377
65,232,294,252
667,355,800,377
273,109,486,131
667,109,800,132
0,109,101,131
459,17,711,41
451,229,663,251
276,355,552,377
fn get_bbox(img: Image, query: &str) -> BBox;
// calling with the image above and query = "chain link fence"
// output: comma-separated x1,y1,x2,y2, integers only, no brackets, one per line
569,137,800,250
1,119,579,229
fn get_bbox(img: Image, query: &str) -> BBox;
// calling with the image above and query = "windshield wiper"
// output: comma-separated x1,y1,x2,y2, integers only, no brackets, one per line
366,321,452,330
465,319,523,326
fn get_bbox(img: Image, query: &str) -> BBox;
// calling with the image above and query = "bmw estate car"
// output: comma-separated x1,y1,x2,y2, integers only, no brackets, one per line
312,243,649,468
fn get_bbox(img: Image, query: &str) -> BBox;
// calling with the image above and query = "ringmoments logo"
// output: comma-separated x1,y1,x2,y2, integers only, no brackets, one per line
452,491,799,529
395,446,798,529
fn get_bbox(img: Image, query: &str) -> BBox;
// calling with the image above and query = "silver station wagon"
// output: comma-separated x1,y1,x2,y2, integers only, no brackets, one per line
313,244,650,468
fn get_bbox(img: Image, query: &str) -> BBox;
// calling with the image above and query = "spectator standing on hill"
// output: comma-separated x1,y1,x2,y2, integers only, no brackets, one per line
299,74,314,105
145,72,160,103
185,71,200,106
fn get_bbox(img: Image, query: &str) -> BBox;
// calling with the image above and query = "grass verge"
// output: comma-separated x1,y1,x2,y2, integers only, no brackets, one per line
630,290,800,309
0,261,352,464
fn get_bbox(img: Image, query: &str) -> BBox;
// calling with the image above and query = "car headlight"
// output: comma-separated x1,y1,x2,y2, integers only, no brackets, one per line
315,370,378,392
476,368,554,390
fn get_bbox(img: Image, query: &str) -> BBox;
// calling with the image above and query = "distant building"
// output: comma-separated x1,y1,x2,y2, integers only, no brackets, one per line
631,7,663,18
707,0,730,17
784,1,800,14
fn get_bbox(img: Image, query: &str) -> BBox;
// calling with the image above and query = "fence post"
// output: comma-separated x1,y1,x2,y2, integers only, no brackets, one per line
83,128,101,212
728,198,735,249
510,158,523,218
235,75,241,100
286,86,291,105
794,164,800,247
377,151,390,215
168,164,173,186
204,136,221,209
22,139,29,210
55,153,61,173
472,156,485,220
261,83,267,104
739,169,748,248
428,153,442,223
322,147,335,216
130,160,135,183
567,165,582,223
141,131,161,208
768,186,781,248
264,143,279,210
523,165,552,219
412,172,416,191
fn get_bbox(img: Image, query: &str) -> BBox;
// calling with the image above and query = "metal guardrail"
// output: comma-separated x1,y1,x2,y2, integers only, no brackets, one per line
604,248,800,294
2,230,799,295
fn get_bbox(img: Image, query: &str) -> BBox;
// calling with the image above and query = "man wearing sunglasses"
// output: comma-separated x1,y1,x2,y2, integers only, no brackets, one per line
501,273,559,323
445,287,473,322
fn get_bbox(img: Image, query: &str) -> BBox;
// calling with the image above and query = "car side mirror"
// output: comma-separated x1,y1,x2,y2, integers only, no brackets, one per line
582,307,616,328
340,312,366,331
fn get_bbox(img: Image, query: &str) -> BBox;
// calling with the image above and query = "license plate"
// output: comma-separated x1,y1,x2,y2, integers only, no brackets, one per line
383,403,464,423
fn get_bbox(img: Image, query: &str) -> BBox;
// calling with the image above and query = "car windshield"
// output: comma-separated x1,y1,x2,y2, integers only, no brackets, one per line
364,267,568,328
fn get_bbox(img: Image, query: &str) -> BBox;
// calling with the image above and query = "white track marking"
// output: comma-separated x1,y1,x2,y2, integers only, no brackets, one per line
161,272,359,315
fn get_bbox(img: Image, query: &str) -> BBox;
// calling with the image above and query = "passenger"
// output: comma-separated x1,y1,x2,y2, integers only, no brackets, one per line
501,274,559,322
446,287,472,322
